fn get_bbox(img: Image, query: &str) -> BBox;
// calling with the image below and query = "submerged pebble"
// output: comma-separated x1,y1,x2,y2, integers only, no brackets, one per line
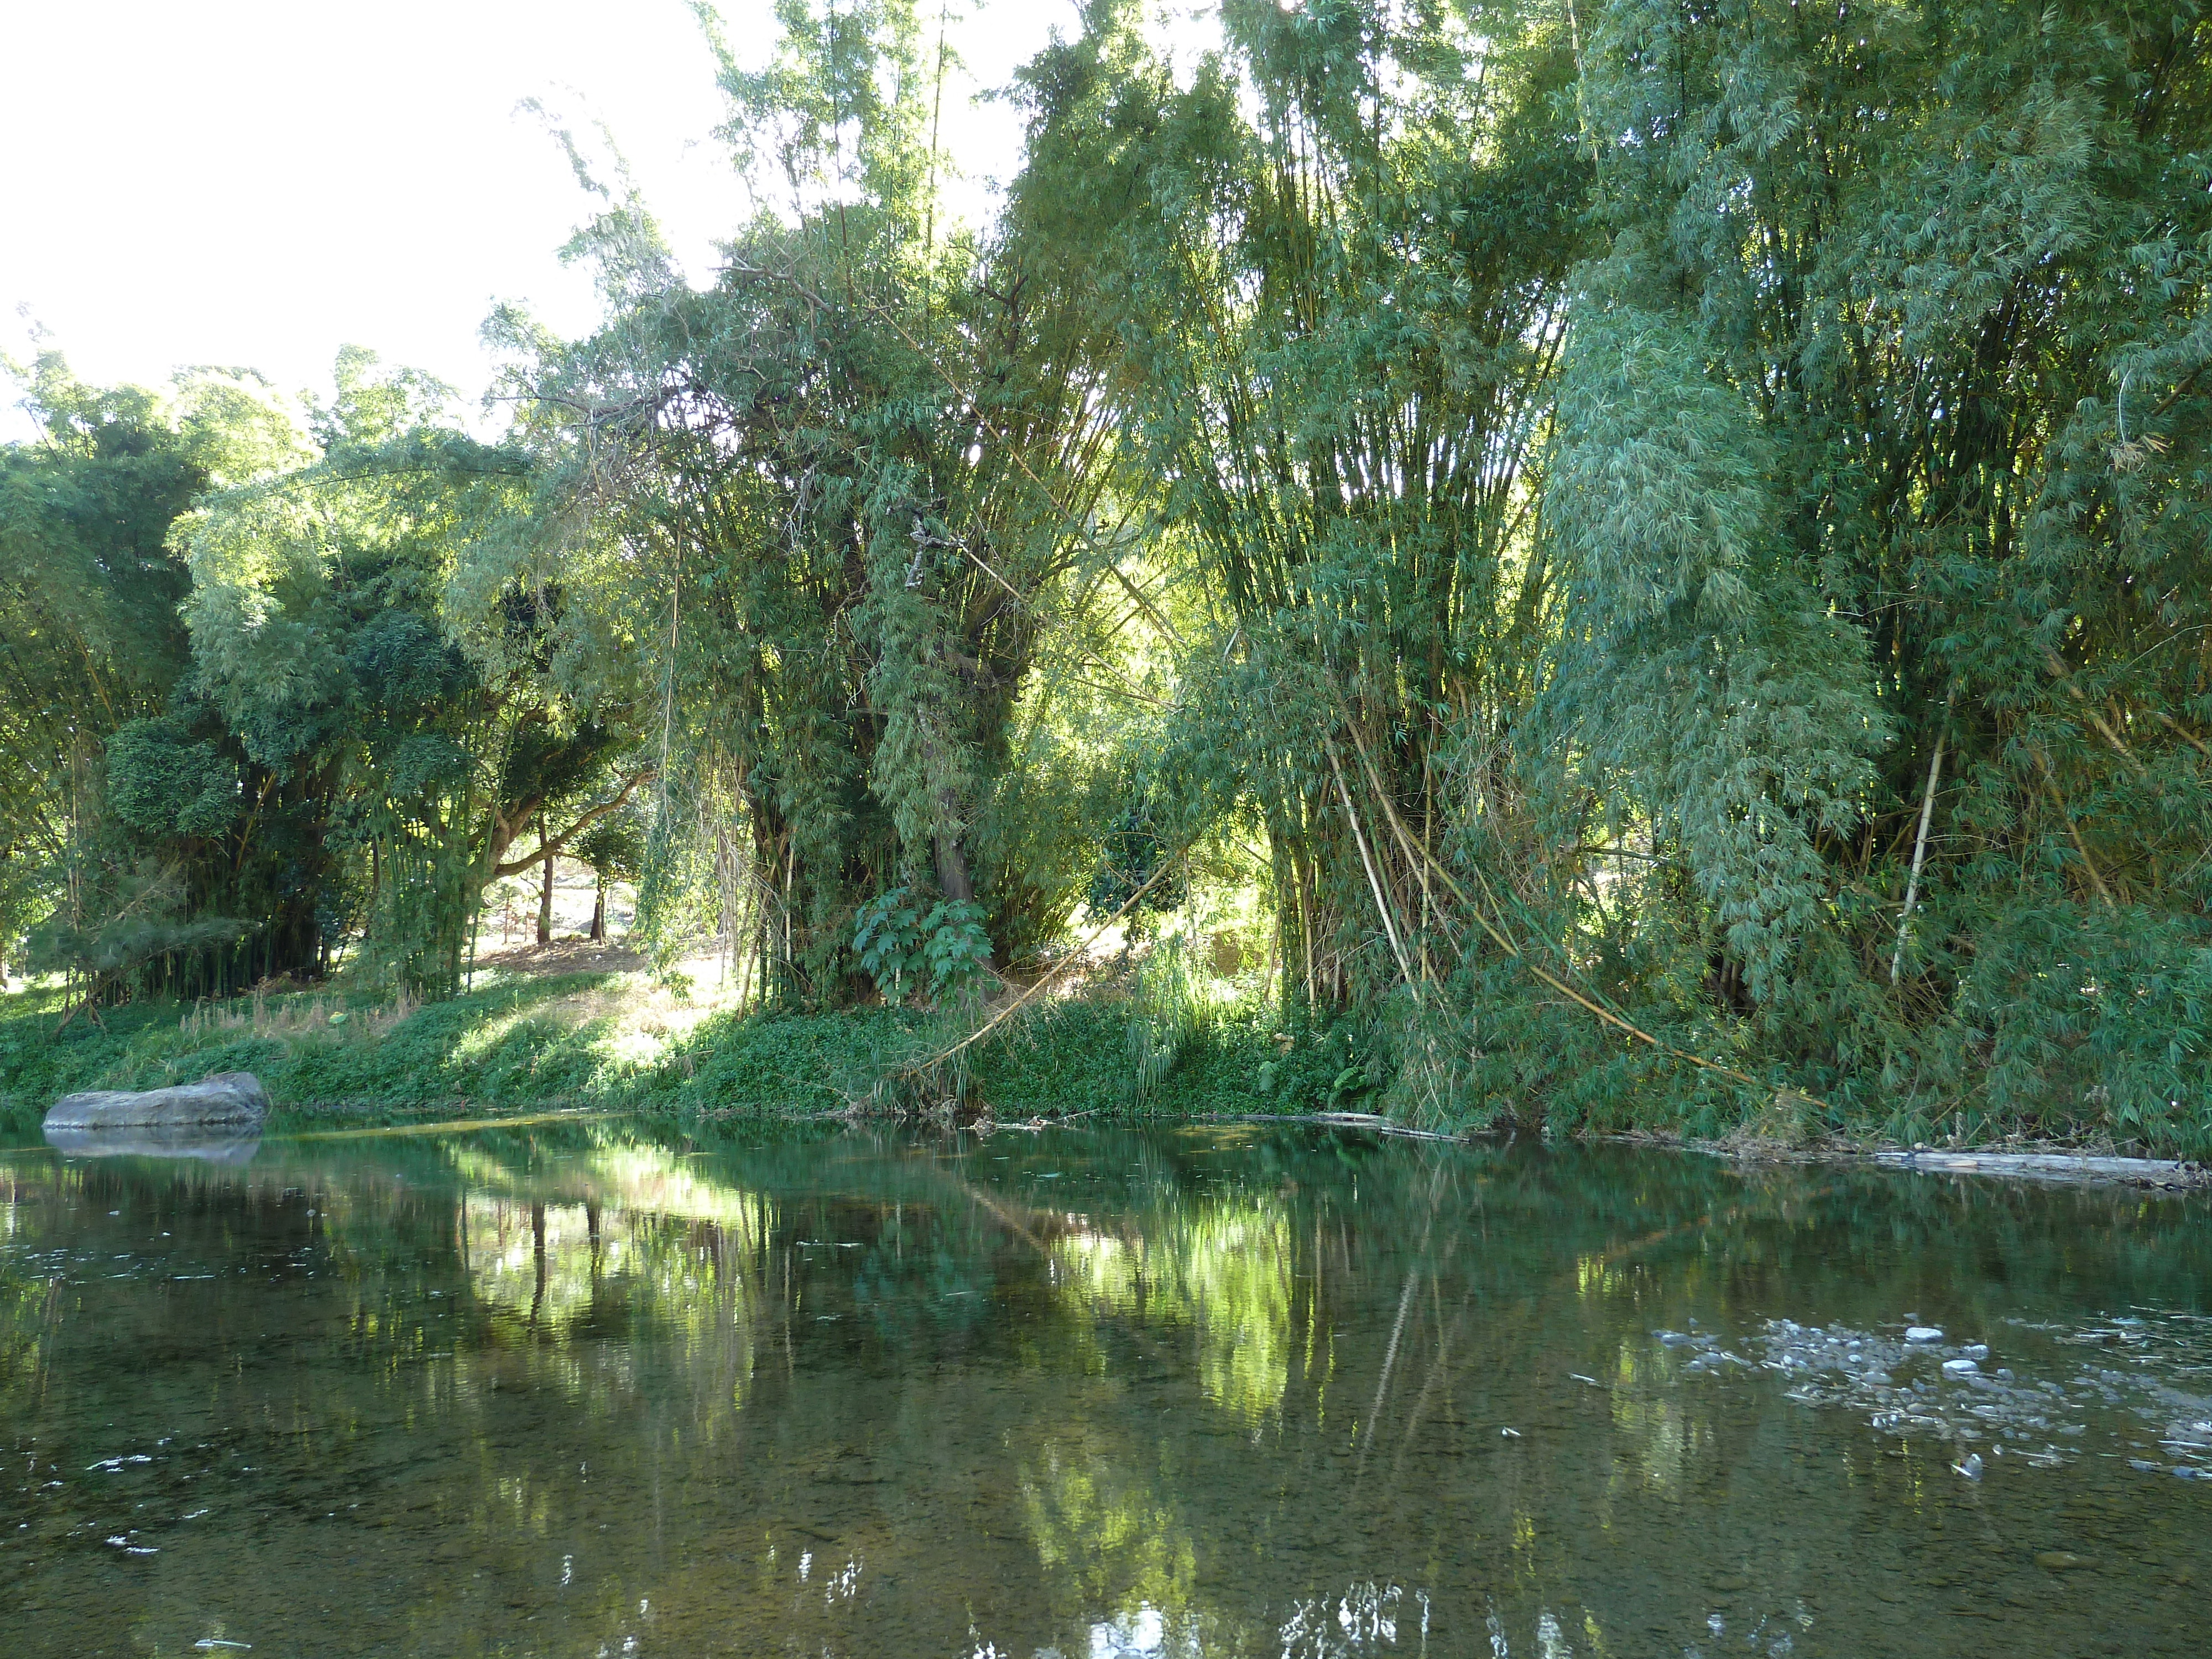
1664,1313,2212,1475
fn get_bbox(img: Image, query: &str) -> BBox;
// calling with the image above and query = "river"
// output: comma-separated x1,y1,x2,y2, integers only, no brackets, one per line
2,1121,2205,1656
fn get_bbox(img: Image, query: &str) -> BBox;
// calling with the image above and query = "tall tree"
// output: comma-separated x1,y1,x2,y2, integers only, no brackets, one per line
496,0,1137,1003
0,353,300,1002
1547,0,2212,1138
179,349,651,993
1015,2,1589,1033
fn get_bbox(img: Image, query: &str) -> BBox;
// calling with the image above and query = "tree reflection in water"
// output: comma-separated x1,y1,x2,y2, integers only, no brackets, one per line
1,1124,2209,1658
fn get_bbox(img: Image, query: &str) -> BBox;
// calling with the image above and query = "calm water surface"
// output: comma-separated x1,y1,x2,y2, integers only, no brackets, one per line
2,1122,2207,1657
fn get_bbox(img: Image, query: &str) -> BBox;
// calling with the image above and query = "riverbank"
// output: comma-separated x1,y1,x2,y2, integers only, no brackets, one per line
0,964,1288,1134
4,969,2205,1188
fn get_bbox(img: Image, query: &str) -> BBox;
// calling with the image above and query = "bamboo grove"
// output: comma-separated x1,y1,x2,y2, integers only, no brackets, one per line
3,0,2209,1150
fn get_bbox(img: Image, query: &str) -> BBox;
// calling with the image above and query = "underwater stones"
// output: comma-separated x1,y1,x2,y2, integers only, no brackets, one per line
44,1072,269,1133
1673,1311,2212,1484
1906,1327,1945,1344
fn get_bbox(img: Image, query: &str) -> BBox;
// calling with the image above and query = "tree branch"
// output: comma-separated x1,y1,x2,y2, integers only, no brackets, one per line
489,769,654,880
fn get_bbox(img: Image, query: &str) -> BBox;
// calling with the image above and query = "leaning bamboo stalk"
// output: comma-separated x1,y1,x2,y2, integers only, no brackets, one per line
2034,748,2116,906
1326,742,1423,1004
901,849,1189,1076
2044,651,2147,776
1890,730,1948,985
1340,723,1776,1098
2152,709,2212,759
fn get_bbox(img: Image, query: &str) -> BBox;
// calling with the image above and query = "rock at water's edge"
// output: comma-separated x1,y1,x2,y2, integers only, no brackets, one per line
43,1072,270,1132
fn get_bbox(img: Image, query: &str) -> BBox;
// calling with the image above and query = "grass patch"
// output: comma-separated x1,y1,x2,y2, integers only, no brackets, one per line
2,967,1334,1133
0,974,653,1131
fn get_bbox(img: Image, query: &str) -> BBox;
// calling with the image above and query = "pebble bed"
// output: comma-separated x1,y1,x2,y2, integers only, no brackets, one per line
1655,1312,2212,1480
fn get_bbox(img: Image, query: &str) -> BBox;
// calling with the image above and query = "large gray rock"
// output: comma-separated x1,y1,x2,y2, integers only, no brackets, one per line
43,1071,270,1133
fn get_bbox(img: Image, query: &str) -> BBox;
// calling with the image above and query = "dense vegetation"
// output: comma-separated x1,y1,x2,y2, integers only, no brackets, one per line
4,0,2209,1152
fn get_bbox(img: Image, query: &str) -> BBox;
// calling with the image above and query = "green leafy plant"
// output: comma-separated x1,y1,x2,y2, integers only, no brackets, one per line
854,888,993,1006
919,900,993,1004
1127,933,1203,1104
854,889,926,1001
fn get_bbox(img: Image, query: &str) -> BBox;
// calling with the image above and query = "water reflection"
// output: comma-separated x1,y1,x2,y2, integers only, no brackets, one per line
42,1124,262,1164
1050,1200,1293,1422
1,1126,2208,1657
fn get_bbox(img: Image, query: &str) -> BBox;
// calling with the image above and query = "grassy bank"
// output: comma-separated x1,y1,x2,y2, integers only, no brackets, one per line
0,967,1319,1133
4,974,2198,1166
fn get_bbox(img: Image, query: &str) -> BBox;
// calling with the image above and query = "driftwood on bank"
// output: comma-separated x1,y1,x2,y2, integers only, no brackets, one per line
1869,1149,2204,1188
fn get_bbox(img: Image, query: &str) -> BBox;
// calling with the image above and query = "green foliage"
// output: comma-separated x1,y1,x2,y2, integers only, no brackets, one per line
0,343,653,1002
1011,0,1590,1026
0,973,1281,1131
0,357,267,988
1514,0,2212,1149
24,859,256,998
1087,787,1186,928
103,718,242,839
576,804,648,884
853,886,992,1005
853,888,928,1000
499,0,1140,1003
0,973,632,1128
968,998,1276,1121
1126,932,1203,1104
8,0,2211,1153
917,900,992,1001
1538,307,1890,1001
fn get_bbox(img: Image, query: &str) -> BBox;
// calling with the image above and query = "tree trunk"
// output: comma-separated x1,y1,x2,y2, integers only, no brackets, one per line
933,830,975,904
589,873,605,942
538,818,554,946
933,813,995,972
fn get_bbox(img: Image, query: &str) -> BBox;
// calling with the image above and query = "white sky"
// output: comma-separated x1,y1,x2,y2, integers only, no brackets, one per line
1,1,1220,442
